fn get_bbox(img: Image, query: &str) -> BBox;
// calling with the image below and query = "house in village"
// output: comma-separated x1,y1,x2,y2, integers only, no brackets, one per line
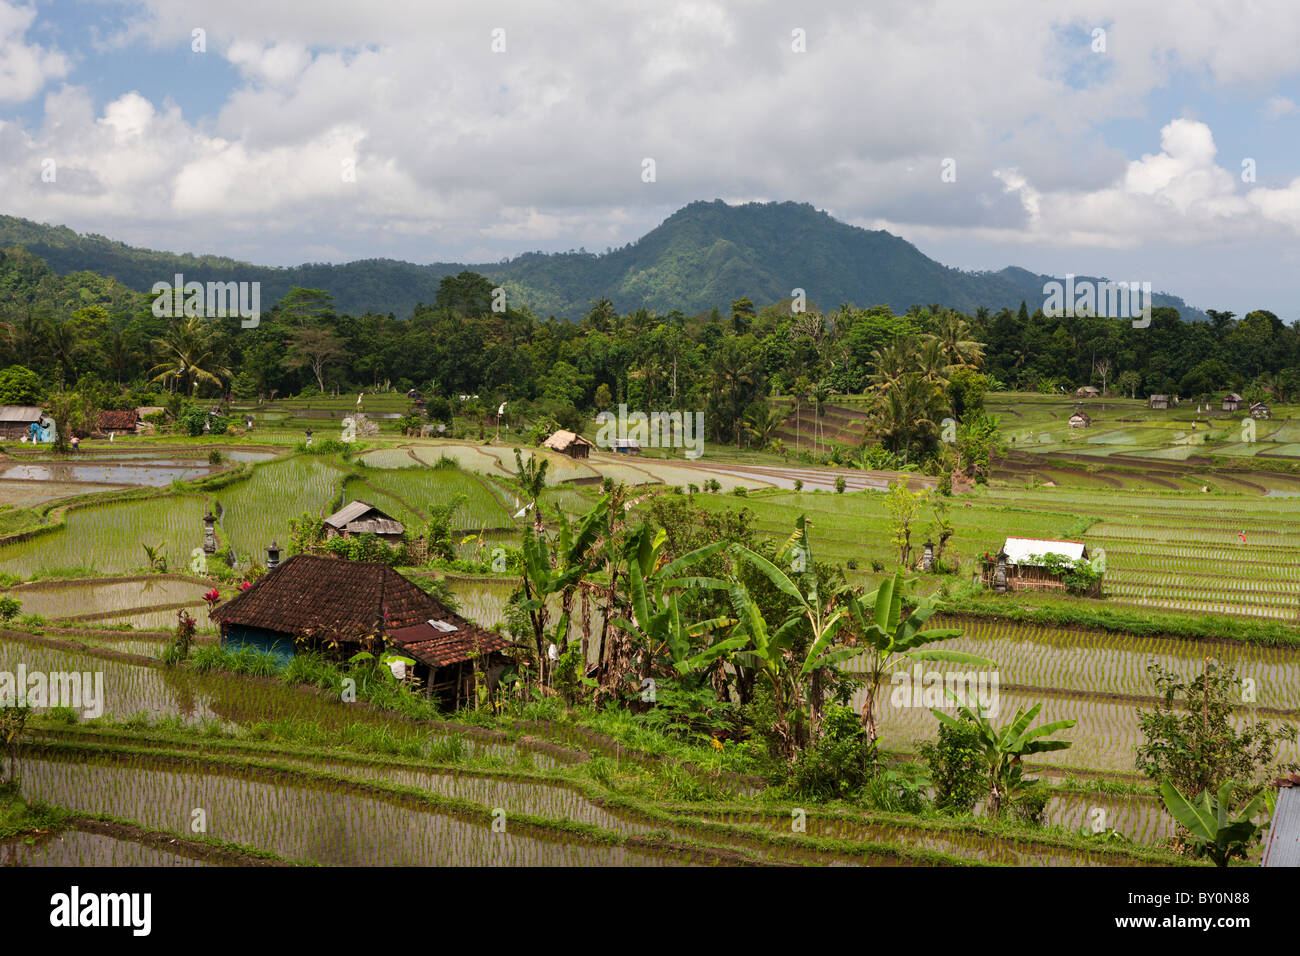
1068,411,1092,429
211,553,513,709
542,429,594,459
981,537,1099,595
1076,386,1100,399
323,500,405,544
0,405,49,441
610,437,641,455
96,409,140,437
1222,392,1243,412
1148,394,1169,410
1251,401,1272,420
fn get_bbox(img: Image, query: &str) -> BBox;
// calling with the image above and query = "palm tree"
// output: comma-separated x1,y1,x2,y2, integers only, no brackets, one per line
743,402,786,450
916,337,951,386
933,311,986,369
871,373,949,464
149,317,231,398
868,340,911,391
812,381,832,456
513,447,550,533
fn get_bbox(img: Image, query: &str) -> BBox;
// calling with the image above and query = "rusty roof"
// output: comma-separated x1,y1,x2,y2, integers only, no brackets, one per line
98,409,140,429
387,620,513,668
212,554,446,640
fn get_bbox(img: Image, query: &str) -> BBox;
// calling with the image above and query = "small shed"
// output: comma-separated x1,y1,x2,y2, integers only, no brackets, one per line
542,429,594,459
610,437,642,455
97,409,140,436
1076,386,1100,399
981,537,1097,594
1148,394,1169,410
1251,401,1271,420
1262,772,1300,867
1222,393,1243,412
0,405,45,440
323,500,405,543
1069,411,1092,429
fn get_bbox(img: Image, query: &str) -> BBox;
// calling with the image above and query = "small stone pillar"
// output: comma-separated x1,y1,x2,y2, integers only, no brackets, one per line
921,540,934,572
993,550,1008,594
266,540,281,570
203,511,217,555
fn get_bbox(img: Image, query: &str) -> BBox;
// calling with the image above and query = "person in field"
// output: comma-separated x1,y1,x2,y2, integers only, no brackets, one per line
1239,529,1247,544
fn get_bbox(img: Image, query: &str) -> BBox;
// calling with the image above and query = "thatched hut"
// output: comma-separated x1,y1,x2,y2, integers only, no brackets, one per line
542,429,594,459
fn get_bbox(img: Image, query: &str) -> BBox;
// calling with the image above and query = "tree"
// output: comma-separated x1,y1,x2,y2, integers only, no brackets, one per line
886,478,925,567
843,571,984,741
931,700,1075,818
1116,369,1141,399
513,447,549,533
1135,660,1297,803
46,390,94,452
0,364,42,404
149,317,231,397
1159,780,1269,867
282,327,347,393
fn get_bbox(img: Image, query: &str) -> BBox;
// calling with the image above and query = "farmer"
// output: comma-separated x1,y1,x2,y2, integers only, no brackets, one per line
70,435,80,453
1239,529,1247,544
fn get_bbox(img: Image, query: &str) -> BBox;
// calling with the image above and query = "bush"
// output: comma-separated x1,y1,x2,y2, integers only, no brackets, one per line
0,596,20,623
786,705,880,801
835,476,846,493
919,719,986,814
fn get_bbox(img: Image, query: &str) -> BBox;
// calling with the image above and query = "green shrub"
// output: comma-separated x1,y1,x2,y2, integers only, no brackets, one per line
786,705,879,801
919,719,986,814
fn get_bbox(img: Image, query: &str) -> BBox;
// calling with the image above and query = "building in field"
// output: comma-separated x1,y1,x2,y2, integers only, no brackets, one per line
610,437,642,455
981,537,1099,595
542,429,594,459
1222,392,1243,412
96,409,140,436
1068,411,1092,429
211,553,512,708
1251,401,1272,420
1148,394,1169,409
0,405,47,440
1076,386,1100,399
322,500,405,543
1262,772,1300,867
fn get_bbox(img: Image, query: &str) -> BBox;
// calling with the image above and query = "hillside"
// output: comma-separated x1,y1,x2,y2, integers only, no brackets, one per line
0,201,1204,320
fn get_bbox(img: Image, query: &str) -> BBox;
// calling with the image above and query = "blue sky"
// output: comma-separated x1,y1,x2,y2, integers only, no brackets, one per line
3,0,1300,319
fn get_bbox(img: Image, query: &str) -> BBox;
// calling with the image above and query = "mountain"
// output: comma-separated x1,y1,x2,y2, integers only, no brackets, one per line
0,201,1204,320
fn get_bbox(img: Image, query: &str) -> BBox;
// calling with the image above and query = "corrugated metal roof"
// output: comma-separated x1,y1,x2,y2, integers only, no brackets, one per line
1002,537,1087,565
0,405,43,423
1262,784,1300,867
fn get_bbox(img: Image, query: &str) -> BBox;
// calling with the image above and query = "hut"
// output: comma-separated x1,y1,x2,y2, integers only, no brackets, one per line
1251,401,1272,420
211,553,512,708
980,537,1097,594
97,409,140,437
610,437,642,455
1222,392,1243,412
0,405,45,440
1076,386,1100,399
1262,772,1300,867
1148,394,1169,410
542,429,594,459
1068,411,1092,429
323,500,405,543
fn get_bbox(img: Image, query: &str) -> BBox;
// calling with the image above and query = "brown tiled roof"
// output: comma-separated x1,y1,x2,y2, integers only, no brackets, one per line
387,620,513,668
212,554,448,641
98,409,139,430
1272,772,1300,788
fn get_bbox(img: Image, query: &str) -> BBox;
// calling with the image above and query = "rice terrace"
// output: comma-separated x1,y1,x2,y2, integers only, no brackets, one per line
6,9,1300,930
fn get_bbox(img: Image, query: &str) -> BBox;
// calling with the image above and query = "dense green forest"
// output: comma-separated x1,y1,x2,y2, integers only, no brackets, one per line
0,241,1293,473
0,201,1204,319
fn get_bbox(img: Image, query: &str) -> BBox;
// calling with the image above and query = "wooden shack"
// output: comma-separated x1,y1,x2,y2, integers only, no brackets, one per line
542,429,594,459
1069,411,1092,429
211,554,512,708
0,405,45,440
1076,386,1099,399
323,500,405,543
981,537,1099,595
1251,401,1272,420
1222,392,1243,412
1148,394,1169,410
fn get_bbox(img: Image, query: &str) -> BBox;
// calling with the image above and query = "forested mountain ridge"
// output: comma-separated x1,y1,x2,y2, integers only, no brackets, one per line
0,201,1203,320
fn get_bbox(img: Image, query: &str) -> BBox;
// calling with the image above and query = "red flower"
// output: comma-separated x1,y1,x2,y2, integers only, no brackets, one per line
203,588,220,604
238,581,252,592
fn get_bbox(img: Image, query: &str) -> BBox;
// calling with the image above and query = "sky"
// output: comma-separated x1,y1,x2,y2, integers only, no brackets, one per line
2,0,1300,318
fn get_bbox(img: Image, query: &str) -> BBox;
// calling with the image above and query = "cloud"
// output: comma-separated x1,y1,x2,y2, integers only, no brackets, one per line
1264,95,1297,119
0,2,68,102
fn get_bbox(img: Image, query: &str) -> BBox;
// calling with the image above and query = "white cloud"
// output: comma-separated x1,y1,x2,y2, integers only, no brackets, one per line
1264,95,1297,119
0,2,68,102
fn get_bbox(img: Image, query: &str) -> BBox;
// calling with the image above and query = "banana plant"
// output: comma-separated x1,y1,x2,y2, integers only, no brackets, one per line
844,570,990,741
728,515,856,739
1159,780,1269,867
931,700,1075,818
612,523,742,688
